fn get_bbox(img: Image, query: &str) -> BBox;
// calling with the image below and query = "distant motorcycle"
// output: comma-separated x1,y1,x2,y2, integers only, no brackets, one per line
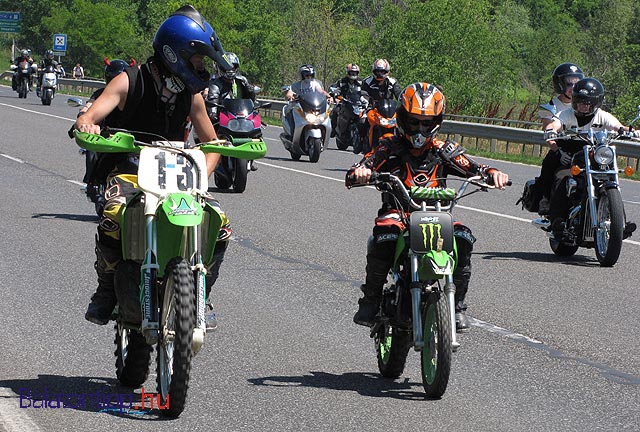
329,86,368,151
519,104,639,266
280,79,332,162
10,59,36,99
40,64,58,105
362,98,398,154
209,98,270,193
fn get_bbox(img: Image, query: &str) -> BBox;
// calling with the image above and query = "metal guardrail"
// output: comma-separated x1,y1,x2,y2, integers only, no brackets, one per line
3,71,639,165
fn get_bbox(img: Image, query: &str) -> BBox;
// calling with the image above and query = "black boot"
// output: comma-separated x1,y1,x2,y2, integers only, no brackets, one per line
453,230,474,331
353,255,390,327
85,237,121,325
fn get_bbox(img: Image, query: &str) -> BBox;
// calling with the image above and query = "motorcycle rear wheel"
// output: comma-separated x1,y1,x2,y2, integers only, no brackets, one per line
156,257,196,418
420,293,452,398
376,324,411,379
114,324,151,387
595,188,624,267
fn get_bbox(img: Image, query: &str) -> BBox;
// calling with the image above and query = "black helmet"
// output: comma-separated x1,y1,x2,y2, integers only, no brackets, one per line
299,64,315,79
571,78,604,117
222,52,240,80
44,49,54,60
104,57,136,83
552,63,584,95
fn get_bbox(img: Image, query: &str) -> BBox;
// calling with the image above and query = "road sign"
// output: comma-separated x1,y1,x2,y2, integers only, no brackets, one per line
53,34,67,52
0,11,21,33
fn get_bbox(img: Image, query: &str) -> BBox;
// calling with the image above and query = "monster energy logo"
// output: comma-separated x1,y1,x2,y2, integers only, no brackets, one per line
420,223,442,250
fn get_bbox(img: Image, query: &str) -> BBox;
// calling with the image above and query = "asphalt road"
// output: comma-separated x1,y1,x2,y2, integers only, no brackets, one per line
0,85,638,432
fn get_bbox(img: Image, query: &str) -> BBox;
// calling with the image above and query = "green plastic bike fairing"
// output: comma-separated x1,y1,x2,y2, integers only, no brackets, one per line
74,131,139,153
161,193,203,227
410,186,456,201
199,140,267,160
394,231,459,280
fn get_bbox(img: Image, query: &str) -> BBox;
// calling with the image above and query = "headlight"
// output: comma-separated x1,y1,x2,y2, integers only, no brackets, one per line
305,113,326,124
594,146,614,165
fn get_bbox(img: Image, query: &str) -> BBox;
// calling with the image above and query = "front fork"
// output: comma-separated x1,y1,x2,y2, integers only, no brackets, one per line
141,214,159,345
409,254,459,352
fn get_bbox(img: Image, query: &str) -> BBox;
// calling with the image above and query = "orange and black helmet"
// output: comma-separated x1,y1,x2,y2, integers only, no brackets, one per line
396,82,445,148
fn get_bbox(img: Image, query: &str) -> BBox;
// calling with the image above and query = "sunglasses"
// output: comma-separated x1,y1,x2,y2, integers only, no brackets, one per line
373,70,388,76
347,72,358,76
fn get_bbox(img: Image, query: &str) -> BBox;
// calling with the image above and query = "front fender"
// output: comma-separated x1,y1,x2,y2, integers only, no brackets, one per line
161,193,203,226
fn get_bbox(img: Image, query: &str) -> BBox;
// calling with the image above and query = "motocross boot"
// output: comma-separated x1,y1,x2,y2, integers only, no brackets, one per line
85,237,121,325
353,255,390,327
204,238,229,331
454,229,474,331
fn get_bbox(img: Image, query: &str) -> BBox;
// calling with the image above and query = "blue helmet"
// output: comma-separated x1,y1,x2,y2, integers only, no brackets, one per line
153,5,232,93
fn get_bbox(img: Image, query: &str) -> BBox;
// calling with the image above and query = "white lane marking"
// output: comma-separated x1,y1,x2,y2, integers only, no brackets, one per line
0,102,75,122
1,154,25,163
0,388,42,432
469,318,543,344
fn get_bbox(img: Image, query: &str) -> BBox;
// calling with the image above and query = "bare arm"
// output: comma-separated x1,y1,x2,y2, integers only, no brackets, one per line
75,72,129,134
190,93,220,176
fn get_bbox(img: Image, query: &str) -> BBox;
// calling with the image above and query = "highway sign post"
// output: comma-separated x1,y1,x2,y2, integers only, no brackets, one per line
0,11,21,33
53,34,67,56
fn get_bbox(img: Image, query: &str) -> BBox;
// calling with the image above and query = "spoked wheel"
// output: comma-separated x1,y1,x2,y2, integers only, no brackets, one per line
156,257,196,418
232,158,248,193
595,188,624,267
376,324,411,378
114,324,152,387
308,137,322,163
420,293,452,398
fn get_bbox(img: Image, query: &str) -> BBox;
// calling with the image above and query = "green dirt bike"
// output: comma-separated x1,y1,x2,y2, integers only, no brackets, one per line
74,130,266,417
347,172,506,398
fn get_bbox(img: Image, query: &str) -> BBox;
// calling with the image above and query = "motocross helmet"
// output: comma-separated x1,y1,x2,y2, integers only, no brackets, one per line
372,58,390,82
104,57,136,83
222,52,240,81
45,49,54,60
571,77,604,117
552,63,584,95
396,82,445,149
299,64,315,79
346,63,360,80
152,5,231,94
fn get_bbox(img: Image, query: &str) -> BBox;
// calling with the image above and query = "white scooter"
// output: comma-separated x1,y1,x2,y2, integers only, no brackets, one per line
39,65,58,106
280,79,332,163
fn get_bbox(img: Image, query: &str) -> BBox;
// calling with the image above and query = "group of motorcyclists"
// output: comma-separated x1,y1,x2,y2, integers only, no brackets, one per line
53,4,636,360
11,48,66,97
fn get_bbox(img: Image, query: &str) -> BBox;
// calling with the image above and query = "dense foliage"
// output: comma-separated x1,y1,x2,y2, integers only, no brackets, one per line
2,0,639,120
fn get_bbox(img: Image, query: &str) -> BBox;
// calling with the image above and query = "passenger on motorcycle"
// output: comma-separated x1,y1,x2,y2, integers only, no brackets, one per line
543,77,639,238
329,63,364,137
347,82,509,330
282,64,332,141
11,49,36,91
36,50,59,97
535,63,584,214
74,5,233,330
359,59,402,150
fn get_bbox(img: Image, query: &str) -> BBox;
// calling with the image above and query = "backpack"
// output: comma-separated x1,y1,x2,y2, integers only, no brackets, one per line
516,177,542,213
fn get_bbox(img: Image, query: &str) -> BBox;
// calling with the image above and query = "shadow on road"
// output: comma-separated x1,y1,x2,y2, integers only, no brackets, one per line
248,370,437,401
32,213,98,223
476,250,598,266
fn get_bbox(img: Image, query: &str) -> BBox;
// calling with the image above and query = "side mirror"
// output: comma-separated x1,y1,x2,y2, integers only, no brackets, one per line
253,85,262,94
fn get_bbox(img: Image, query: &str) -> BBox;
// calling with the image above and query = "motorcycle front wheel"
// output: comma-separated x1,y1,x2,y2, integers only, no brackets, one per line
308,137,322,163
376,324,411,379
41,89,52,105
19,79,28,98
420,292,452,398
549,238,579,257
595,188,624,267
232,158,248,193
156,257,196,418
114,324,151,387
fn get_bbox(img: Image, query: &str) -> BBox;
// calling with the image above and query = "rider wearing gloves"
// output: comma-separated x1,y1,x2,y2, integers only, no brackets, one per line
329,63,363,137
206,51,257,121
347,82,509,330
536,63,584,214
74,5,233,330
36,50,59,97
544,77,639,238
